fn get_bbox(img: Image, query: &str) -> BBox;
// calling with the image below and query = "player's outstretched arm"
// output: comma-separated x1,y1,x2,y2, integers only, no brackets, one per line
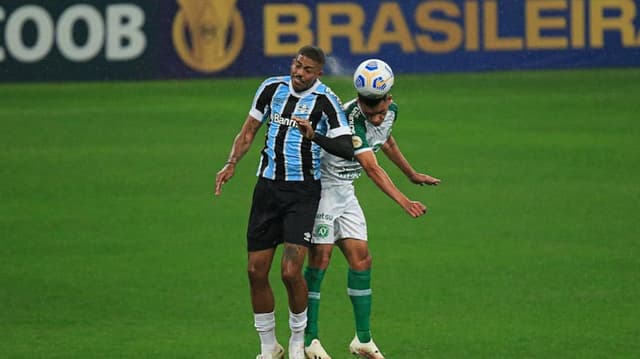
356,150,427,218
215,116,261,196
382,135,441,186
293,117,354,160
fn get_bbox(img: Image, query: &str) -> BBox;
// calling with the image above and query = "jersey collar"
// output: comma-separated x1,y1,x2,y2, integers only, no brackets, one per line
289,78,321,97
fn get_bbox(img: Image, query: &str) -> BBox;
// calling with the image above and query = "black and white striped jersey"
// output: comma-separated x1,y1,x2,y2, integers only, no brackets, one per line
248,76,351,181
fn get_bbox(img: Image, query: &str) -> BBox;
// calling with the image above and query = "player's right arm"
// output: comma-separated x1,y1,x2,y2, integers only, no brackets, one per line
355,150,427,218
215,115,262,196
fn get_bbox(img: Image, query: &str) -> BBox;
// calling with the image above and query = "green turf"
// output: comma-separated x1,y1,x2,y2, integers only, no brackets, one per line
1,68,639,358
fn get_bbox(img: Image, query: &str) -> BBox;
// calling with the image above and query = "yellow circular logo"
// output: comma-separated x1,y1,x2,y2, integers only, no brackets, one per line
172,0,244,73
352,135,363,149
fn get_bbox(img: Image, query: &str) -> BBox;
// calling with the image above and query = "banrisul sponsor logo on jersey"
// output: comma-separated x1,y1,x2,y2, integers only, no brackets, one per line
270,113,297,127
172,0,244,73
0,3,146,64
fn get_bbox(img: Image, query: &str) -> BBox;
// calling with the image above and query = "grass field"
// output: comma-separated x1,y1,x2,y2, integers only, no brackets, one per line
1,68,639,358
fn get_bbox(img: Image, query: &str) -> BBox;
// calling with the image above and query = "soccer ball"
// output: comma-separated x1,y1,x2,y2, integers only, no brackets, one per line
353,59,394,98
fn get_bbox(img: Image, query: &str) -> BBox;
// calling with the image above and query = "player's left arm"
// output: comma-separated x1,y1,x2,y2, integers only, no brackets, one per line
293,117,353,159
382,135,441,186
295,89,354,160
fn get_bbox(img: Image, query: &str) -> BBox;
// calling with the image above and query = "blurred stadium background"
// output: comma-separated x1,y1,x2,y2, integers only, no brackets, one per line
1,1,639,358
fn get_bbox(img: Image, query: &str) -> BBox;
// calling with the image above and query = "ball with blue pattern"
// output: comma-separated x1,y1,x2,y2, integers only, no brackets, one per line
353,59,394,98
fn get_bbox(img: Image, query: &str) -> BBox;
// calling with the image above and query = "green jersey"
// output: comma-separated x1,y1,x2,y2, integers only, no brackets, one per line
320,99,399,186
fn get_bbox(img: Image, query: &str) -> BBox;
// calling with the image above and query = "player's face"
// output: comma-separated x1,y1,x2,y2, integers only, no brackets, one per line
359,95,392,126
290,54,323,92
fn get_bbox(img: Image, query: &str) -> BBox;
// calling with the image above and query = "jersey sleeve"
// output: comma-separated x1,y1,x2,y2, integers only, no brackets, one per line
390,101,399,123
350,109,372,156
249,77,280,122
322,89,351,138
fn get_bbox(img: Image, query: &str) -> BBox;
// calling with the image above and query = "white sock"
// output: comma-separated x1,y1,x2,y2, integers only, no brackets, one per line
254,311,277,354
288,308,307,344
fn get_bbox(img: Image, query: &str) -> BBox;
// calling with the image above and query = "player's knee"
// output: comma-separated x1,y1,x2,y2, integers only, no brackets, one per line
280,265,303,286
351,253,372,271
247,263,269,283
316,254,332,270
363,253,372,269
308,249,332,269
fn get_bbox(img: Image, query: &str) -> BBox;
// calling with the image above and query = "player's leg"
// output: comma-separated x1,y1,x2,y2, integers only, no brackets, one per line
304,186,346,358
335,192,385,359
338,239,384,359
248,249,284,359
337,239,373,341
248,248,277,312
304,243,334,358
333,192,372,343
280,179,321,359
281,243,309,313
247,178,286,359
280,243,309,359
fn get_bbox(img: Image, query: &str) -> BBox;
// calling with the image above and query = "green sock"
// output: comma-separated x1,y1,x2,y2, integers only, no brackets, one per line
304,266,325,346
348,268,372,343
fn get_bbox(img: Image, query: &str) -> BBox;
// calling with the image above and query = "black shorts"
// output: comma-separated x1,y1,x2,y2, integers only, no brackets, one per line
247,177,321,251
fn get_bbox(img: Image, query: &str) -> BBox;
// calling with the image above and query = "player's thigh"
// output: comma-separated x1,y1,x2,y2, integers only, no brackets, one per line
334,195,367,242
311,186,348,245
247,178,284,251
282,180,321,247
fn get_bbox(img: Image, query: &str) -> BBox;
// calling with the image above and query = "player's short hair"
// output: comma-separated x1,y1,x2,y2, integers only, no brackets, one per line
358,93,388,108
298,45,325,66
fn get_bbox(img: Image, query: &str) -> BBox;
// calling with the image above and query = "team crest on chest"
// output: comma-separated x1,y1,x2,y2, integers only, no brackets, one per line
295,103,311,116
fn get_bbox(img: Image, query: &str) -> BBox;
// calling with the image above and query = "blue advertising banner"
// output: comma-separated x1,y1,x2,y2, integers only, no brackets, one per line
1,0,640,82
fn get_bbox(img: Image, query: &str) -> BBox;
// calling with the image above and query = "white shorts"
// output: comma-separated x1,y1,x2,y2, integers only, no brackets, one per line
311,184,367,244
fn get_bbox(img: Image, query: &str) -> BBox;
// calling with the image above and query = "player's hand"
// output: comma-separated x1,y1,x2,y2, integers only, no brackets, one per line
215,163,235,196
404,200,427,218
409,172,441,186
293,116,315,140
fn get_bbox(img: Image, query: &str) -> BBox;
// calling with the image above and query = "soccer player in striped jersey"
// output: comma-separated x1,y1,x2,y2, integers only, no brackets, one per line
215,46,353,359
299,59,441,359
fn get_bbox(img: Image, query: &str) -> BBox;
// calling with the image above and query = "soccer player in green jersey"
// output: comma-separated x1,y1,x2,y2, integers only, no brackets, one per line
298,59,441,359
